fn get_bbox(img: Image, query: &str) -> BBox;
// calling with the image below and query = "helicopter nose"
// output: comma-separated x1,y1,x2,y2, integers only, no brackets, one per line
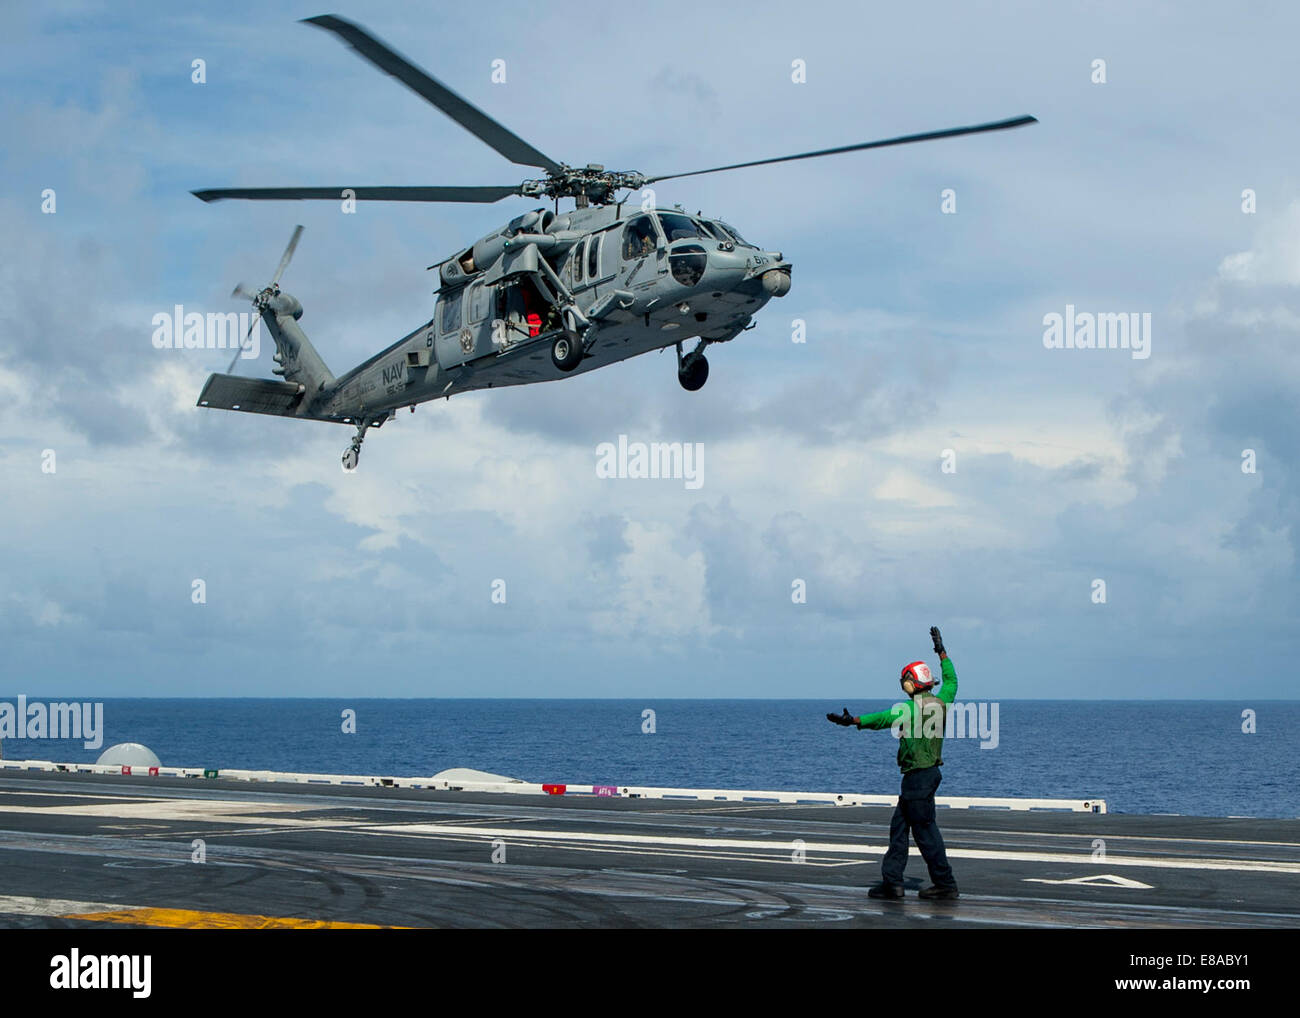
760,267,791,297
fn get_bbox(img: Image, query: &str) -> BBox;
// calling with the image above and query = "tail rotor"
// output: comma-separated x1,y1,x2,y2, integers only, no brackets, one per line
226,225,304,373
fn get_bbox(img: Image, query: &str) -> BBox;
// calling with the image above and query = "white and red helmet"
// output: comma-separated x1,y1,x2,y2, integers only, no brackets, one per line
901,661,935,692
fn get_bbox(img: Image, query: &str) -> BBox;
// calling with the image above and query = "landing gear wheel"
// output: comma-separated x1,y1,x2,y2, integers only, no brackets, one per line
551,331,584,372
678,355,709,391
342,447,360,472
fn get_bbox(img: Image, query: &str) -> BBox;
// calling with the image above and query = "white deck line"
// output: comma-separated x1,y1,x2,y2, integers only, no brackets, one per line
0,760,1107,813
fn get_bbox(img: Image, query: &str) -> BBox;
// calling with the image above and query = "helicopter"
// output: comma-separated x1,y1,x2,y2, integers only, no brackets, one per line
193,14,1036,470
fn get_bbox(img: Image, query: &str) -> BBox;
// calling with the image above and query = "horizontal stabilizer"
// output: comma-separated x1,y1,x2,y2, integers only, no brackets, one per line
196,374,308,417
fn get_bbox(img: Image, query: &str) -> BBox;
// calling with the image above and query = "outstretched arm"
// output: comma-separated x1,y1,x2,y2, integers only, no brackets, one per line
826,706,901,730
856,706,904,730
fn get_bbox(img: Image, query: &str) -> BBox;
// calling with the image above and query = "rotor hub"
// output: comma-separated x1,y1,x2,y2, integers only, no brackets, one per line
520,166,649,205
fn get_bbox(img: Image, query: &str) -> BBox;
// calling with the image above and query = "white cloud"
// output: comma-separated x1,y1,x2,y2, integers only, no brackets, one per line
1217,201,1300,285
591,521,718,639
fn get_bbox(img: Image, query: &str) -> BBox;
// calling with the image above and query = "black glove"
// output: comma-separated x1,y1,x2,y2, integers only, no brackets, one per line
930,626,945,654
826,708,855,726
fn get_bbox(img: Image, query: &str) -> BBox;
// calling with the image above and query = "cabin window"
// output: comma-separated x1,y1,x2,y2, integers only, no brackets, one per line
574,239,585,284
468,283,487,324
441,289,462,333
588,233,602,277
621,215,660,260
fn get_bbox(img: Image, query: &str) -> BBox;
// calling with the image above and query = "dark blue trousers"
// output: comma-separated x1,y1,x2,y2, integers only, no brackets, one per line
881,765,957,888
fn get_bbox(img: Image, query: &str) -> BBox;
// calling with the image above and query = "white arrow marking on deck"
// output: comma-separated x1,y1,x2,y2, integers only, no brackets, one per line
1024,874,1153,889
358,823,1300,875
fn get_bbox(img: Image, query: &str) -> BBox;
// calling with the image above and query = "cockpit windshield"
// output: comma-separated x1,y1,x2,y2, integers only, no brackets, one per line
656,213,708,243
713,221,755,248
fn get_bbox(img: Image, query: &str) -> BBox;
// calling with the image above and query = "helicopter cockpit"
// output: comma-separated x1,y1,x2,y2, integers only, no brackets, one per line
620,212,756,263
656,212,710,243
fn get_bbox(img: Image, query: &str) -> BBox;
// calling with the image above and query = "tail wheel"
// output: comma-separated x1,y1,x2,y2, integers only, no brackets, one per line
678,355,709,391
551,331,584,372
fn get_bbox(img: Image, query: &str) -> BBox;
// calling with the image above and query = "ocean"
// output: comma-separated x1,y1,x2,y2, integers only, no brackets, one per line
1,698,1295,818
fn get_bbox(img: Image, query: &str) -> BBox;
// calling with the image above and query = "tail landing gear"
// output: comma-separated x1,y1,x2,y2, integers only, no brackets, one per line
342,421,369,472
677,340,709,391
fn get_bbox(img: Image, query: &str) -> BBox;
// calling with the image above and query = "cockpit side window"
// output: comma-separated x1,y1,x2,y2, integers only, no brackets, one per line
621,215,660,260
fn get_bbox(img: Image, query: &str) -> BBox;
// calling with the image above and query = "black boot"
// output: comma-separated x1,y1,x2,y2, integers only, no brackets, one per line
868,882,905,900
919,883,959,900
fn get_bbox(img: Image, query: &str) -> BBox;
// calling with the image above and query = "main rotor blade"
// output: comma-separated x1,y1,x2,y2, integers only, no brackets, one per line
270,224,304,287
192,185,523,204
645,115,1038,184
302,14,562,173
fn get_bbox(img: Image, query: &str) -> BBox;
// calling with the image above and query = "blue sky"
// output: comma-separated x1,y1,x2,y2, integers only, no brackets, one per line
2,0,1297,698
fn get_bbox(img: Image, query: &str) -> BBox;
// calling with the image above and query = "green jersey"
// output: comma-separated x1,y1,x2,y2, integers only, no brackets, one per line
855,657,958,773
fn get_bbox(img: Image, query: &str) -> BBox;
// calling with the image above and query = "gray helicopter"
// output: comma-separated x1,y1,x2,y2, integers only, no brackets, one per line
194,14,1036,470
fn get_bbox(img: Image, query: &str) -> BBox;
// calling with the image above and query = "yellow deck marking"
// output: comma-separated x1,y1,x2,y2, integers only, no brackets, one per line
67,907,405,929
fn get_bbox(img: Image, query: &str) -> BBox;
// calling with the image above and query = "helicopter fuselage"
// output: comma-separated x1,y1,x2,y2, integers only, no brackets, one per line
304,203,791,426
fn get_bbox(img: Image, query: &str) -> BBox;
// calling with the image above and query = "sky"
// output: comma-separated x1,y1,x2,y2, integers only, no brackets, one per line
1,0,1298,698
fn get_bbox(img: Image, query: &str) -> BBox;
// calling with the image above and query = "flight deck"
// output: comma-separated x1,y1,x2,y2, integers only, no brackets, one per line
0,765,1296,929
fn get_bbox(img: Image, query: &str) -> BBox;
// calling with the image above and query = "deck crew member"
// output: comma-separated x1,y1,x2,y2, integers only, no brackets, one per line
827,625,960,900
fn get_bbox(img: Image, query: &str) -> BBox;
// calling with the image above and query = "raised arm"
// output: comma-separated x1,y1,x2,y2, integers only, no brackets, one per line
932,625,958,704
